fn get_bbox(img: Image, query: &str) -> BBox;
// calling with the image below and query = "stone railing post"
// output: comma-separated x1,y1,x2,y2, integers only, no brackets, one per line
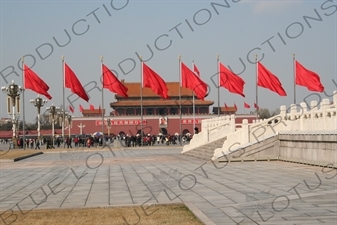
202,119,208,142
280,105,287,118
288,104,297,131
230,114,235,132
310,100,318,131
279,105,287,131
242,119,249,144
321,98,330,130
300,102,307,131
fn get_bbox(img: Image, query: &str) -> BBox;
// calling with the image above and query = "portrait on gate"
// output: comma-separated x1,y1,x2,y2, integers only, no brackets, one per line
159,117,168,127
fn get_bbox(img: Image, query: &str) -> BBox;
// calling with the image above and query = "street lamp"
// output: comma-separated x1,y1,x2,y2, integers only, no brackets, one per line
30,95,47,142
57,110,68,146
46,104,59,147
1,80,23,148
65,115,72,138
106,118,111,138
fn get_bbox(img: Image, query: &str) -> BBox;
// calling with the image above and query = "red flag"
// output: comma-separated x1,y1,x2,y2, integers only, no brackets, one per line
23,64,52,100
295,61,324,92
142,63,169,99
102,64,128,97
90,104,94,111
258,62,287,96
224,103,229,110
194,64,200,77
181,62,208,100
64,63,89,102
79,104,83,112
244,102,250,108
234,103,238,111
219,63,245,97
69,105,74,113
254,103,259,109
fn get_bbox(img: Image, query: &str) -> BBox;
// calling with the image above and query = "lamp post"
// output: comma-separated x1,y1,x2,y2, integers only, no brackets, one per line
1,80,23,148
46,104,59,147
58,110,68,146
30,95,47,142
106,118,111,138
66,115,72,138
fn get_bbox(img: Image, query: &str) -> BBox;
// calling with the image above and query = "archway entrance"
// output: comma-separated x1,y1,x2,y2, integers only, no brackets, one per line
160,128,168,135
182,129,190,135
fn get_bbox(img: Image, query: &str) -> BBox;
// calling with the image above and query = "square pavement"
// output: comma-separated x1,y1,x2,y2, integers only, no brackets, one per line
0,147,336,225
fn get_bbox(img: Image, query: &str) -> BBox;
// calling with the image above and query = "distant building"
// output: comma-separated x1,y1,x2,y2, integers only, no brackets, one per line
82,109,106,117
71,81,214,135
66,81,256,136
110,81,214,116
212,106,237,115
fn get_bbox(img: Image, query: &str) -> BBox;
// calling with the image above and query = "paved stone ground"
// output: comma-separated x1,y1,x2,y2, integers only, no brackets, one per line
0,147,336,225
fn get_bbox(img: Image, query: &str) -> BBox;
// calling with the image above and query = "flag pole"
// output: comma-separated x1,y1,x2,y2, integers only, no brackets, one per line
293,54,296,104
179,55,182,146
140,56,143,146
101,56,105,146
22,57,26,150
217,55,220,117
62,55,65,142
192,60,195,134
255,54,259,121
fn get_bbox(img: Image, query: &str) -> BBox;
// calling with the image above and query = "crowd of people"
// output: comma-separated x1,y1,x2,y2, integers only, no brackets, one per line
1,133,194,149
119,134,181,147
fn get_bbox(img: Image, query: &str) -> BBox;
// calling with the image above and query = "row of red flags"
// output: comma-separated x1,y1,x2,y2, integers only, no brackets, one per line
23,59,325,113
23,62,129,113
141,60,325,100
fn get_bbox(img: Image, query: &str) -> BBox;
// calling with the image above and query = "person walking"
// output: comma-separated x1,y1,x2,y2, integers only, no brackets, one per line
66,137,72,148
35,139,40,150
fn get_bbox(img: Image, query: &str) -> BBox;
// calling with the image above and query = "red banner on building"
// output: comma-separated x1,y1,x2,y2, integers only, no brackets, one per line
181,119,202,124
95,120,147,126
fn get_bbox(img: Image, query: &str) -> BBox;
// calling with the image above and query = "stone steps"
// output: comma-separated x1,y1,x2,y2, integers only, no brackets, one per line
216,135,280,163
183,137,227,161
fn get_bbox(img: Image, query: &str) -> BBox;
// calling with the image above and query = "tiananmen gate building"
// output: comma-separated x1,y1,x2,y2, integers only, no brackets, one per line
70,81,256,136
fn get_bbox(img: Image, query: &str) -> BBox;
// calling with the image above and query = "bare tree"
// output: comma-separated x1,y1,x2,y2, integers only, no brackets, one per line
251,108,271,119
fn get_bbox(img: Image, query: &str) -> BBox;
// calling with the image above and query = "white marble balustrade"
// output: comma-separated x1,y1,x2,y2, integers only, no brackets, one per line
181,114,236,153
212,91,337,160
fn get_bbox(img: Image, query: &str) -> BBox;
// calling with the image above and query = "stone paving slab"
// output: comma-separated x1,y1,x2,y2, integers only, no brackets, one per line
0,148,336,225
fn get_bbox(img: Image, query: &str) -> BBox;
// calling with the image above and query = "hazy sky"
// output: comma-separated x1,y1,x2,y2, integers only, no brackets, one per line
1,0,336,122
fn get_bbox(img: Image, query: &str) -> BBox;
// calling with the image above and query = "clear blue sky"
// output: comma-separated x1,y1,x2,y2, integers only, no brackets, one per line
1,0,336,122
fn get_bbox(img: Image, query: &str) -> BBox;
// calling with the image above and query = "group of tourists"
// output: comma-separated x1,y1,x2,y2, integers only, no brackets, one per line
118,133,193,147
16,138,41,149
1,132,195,149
